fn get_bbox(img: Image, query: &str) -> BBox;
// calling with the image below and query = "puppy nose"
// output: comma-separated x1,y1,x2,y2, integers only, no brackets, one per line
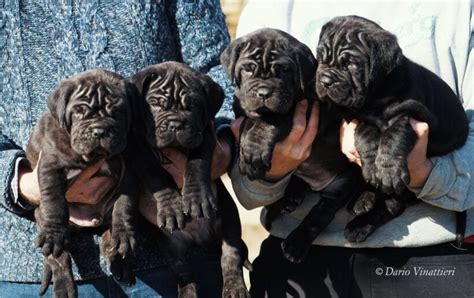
256,87,272,100
92,128,106,138
168,120,183,132
319,75,335,87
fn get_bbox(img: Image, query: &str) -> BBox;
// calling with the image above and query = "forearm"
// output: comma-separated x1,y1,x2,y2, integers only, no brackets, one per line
410,111,474,211
230,158,292,210
0,135,30,214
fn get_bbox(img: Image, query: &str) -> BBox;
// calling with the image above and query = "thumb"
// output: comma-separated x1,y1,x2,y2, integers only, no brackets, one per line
409,119,429,139
230,117,244,141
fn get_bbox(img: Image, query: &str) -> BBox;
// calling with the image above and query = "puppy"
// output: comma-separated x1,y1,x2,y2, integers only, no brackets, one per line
315,16,469,242
130,62,250,297
27,69,139,297
221,28,365,263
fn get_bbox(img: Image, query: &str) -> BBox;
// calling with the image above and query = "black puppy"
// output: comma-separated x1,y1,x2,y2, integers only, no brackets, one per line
27,69,139,297
315,16,468,242
130,62,250,297
221,28,365,263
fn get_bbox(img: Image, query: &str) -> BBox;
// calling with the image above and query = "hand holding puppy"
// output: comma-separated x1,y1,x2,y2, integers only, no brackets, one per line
231,99,319,181
339,119,433,188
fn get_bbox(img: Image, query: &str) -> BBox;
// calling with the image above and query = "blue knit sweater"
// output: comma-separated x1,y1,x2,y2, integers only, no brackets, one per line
0,0,233,282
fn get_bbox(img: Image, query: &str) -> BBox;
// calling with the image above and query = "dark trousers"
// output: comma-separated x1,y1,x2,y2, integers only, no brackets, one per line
250,235,474,298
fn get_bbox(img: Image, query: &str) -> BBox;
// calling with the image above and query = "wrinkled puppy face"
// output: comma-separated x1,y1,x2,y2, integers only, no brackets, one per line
315,16,402,109
221,28,316,119
48,70,132,160
130,62,224,150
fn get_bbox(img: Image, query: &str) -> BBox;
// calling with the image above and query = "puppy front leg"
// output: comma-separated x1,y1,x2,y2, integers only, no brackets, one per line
216,179,250,298
354,122,381,187
375,115,417,194
100,229,135,287
182,124,217,218
36,154,69,257
138,148,185,231
35,208,76,298
239,118,281,180
108,171,138,285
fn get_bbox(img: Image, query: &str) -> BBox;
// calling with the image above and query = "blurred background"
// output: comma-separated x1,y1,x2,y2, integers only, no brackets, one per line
220,0,269,286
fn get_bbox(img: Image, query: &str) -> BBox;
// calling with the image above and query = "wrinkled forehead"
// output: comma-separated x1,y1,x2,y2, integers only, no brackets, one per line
148,70,201,95
240,37,294,65
317,26,370,61
69,80,125,103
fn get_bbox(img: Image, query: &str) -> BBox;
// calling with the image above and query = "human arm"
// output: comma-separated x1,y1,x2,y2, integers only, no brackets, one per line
0,134,31,214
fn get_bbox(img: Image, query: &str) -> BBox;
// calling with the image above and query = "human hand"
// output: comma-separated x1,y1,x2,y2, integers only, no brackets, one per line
340,119,362,166
339,119,432,188
160,133,232,188
19,153,115,206
231,100,319,181
406,119,432,188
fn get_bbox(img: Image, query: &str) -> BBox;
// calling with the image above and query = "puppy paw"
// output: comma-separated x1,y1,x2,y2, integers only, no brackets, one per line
51,272,76,298
347,191,376,216
36,226,69,257
39,253,76,298
375,154,409,194
344,215,376,243
281,229,312,264
182,183,217,219
239,141,272,180
178,283,198,298
155,191,186,231
110,225,137,259
223,277,250,298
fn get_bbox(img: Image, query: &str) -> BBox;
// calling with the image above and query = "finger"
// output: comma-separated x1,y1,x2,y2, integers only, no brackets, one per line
300,103,319,146
409,119,429,138
285,100,309,143
230,117,244,141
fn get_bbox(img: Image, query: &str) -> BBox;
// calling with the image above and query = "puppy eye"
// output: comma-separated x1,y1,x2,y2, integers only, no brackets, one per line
242,64,256,73
148,96,170,110
348,62,358,70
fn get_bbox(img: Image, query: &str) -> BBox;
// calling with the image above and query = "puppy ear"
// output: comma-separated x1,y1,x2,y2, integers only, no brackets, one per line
220,38,248,87
129,70,153,96
201,75,225,120
293,43,317,98
47,80,76,128
369,31,403,80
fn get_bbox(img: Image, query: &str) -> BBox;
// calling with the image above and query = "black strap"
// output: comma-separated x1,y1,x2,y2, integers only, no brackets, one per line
455,210,467,248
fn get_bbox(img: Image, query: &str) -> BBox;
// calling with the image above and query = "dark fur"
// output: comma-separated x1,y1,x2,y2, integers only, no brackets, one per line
27,69,140,297
129,62,250,297
221,28,365,263
315,16,468,242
